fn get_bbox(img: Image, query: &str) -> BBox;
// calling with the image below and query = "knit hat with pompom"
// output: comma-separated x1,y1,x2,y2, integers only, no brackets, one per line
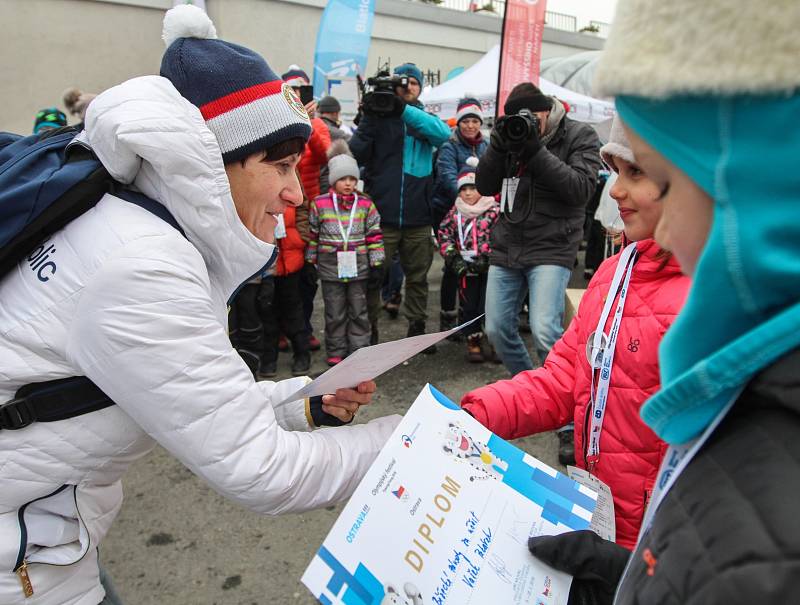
327,139,360,185
159,4,311,164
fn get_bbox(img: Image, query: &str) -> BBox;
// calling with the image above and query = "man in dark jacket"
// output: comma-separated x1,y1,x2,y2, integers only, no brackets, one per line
476,83,601,375
318,95,350,194
350,63,451,343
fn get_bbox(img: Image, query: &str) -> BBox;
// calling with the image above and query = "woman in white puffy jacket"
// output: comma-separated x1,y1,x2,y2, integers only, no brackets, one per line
0,7,400,605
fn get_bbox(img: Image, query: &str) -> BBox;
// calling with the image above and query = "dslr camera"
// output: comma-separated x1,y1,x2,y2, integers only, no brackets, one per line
494,109,540,151
360,71,409,116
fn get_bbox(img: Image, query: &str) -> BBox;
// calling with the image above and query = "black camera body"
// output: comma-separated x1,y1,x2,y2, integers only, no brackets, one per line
362,71,409,116
495,109,540,150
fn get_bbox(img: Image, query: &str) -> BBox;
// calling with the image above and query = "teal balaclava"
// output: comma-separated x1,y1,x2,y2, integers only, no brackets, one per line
617,93,800,444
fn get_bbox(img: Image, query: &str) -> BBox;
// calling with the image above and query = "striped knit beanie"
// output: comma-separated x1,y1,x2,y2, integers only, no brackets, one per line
160,5,311,165
281,65,310,87
456,97,483,124
457,169,476,190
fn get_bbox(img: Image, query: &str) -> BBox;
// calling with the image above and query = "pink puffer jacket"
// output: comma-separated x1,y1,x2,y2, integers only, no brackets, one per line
461,239,689,549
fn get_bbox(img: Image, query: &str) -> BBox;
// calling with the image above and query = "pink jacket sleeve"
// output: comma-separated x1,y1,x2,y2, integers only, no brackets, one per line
461,306,583,440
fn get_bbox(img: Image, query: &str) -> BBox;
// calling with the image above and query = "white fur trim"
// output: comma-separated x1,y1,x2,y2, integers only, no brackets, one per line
205,93,310,155
599,116,634,169
594,0,800,98
162,4,217,48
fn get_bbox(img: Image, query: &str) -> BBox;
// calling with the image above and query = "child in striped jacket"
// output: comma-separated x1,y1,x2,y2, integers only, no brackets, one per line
307,141,384,365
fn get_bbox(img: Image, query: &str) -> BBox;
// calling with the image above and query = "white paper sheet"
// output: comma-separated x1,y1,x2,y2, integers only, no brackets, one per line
277,317,482,405
301,385,599,605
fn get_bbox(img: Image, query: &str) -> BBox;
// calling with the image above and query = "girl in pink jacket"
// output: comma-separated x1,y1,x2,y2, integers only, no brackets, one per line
461,117,690,549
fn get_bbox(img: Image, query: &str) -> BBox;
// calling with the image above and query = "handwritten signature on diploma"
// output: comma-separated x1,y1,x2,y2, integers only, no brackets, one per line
431,510,494,604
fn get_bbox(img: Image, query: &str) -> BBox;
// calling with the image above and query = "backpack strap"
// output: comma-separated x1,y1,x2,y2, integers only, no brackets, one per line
1,377,113,430
2,193,187,430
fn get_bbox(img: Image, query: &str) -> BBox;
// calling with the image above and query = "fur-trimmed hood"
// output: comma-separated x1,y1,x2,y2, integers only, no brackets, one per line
594,0,800,98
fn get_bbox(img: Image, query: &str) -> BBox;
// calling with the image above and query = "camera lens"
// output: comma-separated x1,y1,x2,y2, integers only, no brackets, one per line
505,115,529,143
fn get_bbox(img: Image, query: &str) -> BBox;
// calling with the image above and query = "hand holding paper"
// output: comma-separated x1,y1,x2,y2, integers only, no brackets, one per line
279,317,482,405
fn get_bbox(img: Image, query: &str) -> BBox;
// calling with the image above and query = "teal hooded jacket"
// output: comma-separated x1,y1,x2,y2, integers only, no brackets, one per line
617,93,800,444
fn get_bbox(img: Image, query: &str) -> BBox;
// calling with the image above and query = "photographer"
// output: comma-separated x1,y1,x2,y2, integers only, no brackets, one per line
350,63,451,344
477,83,601,382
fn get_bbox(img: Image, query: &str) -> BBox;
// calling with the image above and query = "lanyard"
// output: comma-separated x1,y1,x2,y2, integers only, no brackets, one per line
331,193,359,251
586,243,638,471
612,390,740,603
456,213,478,253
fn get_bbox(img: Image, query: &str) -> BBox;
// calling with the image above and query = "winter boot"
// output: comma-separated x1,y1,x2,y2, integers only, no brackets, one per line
440,310,462,342
383,292,402,319
278,334,290,352
557,429,576,466
308,333,321,351
466,334,485,363
257,359,278,380
291,352,311,376
408,320,436,354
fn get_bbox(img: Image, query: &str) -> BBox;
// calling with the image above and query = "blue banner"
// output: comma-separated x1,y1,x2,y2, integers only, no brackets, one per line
312,0,376,98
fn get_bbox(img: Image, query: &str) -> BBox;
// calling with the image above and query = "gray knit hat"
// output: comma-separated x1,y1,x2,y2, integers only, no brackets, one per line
327,139,359,184
318,96,341,114
599,116,634,171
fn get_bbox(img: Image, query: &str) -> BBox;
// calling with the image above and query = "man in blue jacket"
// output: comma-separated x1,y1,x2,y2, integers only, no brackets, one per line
350,63,451,345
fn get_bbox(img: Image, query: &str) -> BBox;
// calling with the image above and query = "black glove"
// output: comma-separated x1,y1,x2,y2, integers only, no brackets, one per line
528,531,630,605
472,255,490,275
309,395,353,427
301,262,318,288
445,252,468,278
367,264,385,289
489,117,511,153
521,122,543,160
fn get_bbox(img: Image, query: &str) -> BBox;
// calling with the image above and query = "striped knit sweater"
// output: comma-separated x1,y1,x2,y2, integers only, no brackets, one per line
306,192,384,281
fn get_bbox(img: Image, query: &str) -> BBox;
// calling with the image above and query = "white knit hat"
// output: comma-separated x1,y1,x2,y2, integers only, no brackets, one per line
327,140,359,185
599,116,634,171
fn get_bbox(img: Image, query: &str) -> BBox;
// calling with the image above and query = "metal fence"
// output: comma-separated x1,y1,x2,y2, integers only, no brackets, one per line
415,0,582,34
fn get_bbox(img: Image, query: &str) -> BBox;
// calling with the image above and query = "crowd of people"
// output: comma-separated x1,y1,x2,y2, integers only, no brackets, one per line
2,1,798,604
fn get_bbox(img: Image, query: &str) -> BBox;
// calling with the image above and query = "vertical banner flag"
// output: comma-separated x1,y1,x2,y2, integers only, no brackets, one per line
312,0,377,99
496,0,548,118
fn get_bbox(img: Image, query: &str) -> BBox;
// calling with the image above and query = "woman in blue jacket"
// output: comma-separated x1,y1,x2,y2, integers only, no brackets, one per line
433,97,489,333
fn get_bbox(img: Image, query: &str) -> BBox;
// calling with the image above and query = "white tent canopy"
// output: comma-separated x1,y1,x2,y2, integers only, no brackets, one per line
420,45,615,124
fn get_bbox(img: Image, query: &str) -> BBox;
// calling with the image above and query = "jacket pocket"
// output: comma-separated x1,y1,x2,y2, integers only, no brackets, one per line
14,485,92,573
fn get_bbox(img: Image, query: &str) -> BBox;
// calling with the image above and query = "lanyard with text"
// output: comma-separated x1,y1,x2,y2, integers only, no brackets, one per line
331,193,360,251
457,213,478,260
586,242,638,471
613,390,740,603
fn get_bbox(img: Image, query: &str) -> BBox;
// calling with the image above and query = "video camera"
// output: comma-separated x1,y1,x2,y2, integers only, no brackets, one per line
358,71,409,116
494,109,540,151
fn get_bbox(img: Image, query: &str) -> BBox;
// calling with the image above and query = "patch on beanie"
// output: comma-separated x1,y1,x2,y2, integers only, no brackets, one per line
282,83,309,120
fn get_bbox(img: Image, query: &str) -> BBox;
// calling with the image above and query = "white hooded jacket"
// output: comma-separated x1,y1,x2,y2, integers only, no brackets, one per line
0,76,400,605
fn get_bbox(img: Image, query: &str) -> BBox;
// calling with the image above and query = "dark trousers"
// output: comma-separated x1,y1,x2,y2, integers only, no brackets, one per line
228,283,263,374
459,273,488,337
367,225,434,324
259,273,309,363
299,263,318,335
440,265,459,314
322,279,371,357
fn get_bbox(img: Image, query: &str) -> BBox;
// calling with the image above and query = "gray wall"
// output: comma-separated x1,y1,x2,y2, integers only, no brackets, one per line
1,0,603,134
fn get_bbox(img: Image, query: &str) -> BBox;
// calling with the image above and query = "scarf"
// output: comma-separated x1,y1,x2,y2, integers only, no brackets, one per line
455,196,497,219
618,93,800,444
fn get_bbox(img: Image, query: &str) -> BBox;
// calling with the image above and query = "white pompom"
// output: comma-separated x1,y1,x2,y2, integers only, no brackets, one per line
287,64,301,71
465,156,479,168
162,4,217,48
